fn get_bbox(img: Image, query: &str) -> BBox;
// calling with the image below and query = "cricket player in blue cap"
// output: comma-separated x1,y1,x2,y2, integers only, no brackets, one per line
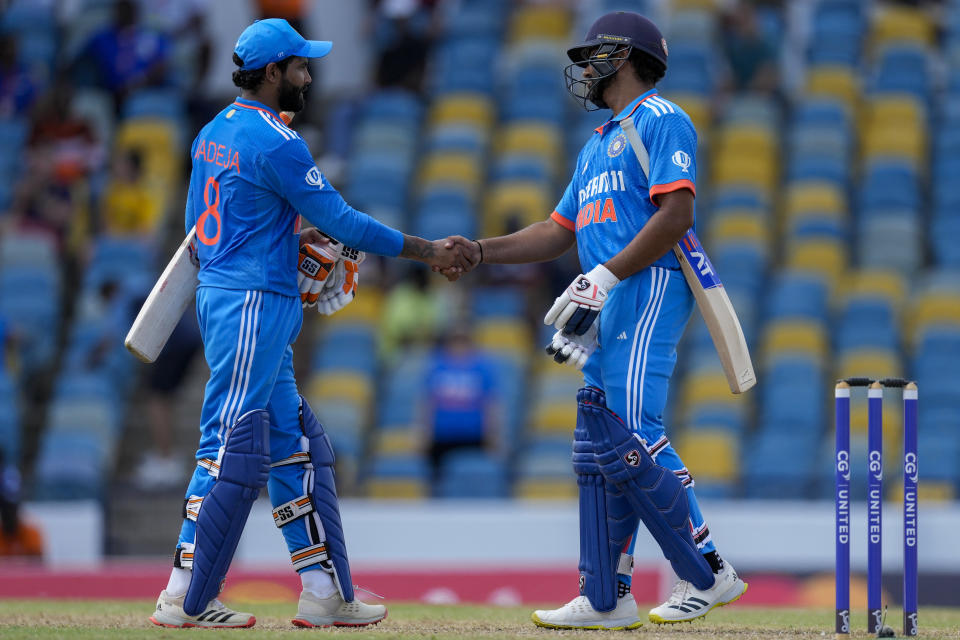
149,18,469,629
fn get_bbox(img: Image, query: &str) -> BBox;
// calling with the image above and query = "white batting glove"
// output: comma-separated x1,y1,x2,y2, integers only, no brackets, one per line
298,242,342,308
544,264,620,336
545,323,598,370
315,245,364,316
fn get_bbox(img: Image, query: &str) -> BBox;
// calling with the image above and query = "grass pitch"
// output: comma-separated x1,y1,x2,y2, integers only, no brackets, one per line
0,600,958,639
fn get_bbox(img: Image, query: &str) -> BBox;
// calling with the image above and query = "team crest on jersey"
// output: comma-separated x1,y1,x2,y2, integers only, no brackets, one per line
305,166,323,187
607,133,627,158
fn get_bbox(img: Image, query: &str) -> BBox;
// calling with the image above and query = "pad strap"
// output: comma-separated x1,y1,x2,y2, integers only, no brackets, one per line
273,495,314,527
183,495,203,522
271,452,311,468
291,542,329,571
198,458,219,476
617,552,634,575
174,543,195,569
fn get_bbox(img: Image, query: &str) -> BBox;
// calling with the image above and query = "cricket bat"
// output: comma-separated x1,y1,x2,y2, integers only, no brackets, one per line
674,230,756,393
124,227,199,363
619,116,756,394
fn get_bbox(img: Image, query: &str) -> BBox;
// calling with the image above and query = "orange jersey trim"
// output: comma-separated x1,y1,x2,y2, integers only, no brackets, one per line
550,210,575,231
649,179,696,206
231,101,288,126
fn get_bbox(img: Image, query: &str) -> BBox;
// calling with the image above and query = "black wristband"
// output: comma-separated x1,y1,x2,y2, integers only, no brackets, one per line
475,239,484,264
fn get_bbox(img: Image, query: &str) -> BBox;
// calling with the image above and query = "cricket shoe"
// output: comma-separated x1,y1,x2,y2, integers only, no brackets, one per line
149,590,255,628
531,594,643,630
648,560,747,624
291,590,387,627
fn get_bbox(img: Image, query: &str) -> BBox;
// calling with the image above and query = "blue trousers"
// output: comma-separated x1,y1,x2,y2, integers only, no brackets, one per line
582,266,715,560
175,286,323,573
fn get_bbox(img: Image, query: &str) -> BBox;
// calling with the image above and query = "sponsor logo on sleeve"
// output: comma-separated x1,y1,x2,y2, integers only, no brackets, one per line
305,166,324,187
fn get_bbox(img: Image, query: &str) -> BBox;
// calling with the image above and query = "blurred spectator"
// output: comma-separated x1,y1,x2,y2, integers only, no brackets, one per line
372,0,437,91
134,312,201,490
7,173,77,249
74,0,171,110
102,149,160,235
0,35,39,119
720,1,779,94
28,78,102,187
256,0,310,36
0,451,43,559
74,279,132,376
421,329,501,479
379,267,449,360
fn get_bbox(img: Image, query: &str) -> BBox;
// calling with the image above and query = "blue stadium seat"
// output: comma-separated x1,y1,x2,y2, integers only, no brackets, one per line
313,326,378,375
436,451,509,498
764,272,829,323
836,298,899,352
0,374,19,464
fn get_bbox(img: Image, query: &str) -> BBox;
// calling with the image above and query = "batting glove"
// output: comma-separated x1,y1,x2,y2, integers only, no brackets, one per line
298,242,341,308
545,323,598,370
544,264,620,335
316,246,365,316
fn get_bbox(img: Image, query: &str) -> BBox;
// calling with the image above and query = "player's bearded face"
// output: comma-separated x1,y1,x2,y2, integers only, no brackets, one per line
278,74,308,112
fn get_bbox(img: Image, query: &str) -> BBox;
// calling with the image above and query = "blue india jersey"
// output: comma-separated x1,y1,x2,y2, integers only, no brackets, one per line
550,89,698,273
186,97,404,296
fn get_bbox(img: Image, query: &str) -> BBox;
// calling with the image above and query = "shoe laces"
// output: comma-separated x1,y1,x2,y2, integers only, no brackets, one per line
354,585,384,600
666,580,691,605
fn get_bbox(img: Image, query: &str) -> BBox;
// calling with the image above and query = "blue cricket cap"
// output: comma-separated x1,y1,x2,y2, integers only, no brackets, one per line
234,18,332,71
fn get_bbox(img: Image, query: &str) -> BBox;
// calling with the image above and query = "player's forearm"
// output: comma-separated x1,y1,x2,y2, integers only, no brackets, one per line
400,234,440,262
478,219,575,264
605,196,693,280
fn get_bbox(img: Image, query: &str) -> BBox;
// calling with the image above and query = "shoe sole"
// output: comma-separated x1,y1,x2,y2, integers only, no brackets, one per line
149,615,256,629
530,612,643,630
291,611,387,628
648,581,749,625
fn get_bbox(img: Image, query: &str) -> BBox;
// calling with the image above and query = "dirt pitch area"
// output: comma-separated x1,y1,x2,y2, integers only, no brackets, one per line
0,601,959,639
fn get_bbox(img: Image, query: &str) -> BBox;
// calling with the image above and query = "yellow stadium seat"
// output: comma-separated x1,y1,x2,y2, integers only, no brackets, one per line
496,124,563,164
845,269,906,308
784,182,845,218
709,213,769,246
322,289,383,326
531,402,576,434
711,155,777,191
907,293,960,339
888,482,955,503
680,371,743,408
861,127,925,166
419,152,483,191
786,240,847,291
508,5,571,43
374,428,421,455
308,371,374,408
867,96,925,130
366,479,428,499
516,478,577,500
429,93,495,130
871,6,935,47
836,348,902,382
807,67,860,108
715,125,777,158
675,429,738,482
474,319,532,356
669,93,711,134
761,321,828,361
484,181,551,234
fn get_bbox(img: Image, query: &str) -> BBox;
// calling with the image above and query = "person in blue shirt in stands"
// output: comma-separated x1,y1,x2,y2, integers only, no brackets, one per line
149,17,469,630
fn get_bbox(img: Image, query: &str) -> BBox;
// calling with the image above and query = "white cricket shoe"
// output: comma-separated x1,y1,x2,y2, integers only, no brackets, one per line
291,590,387,628
531,594,643,630
149,590,255,628
648,560,747,624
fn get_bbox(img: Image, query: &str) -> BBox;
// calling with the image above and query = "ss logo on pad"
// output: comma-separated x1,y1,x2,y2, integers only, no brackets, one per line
624,450,640,467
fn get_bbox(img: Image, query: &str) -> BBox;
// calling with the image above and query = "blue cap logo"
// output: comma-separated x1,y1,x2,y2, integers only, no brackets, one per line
234,19,332,70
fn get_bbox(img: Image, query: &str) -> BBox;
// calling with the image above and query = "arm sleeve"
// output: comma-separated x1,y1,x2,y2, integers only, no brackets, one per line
644,113,698,206
549,177,578,232
257,138,405,256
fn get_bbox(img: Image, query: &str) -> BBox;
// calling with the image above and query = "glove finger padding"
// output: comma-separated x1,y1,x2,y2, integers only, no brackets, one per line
298,243,339,308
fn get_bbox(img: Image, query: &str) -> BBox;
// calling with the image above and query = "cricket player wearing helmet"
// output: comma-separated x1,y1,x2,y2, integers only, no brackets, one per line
149,18,469,629
444,11,747,629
